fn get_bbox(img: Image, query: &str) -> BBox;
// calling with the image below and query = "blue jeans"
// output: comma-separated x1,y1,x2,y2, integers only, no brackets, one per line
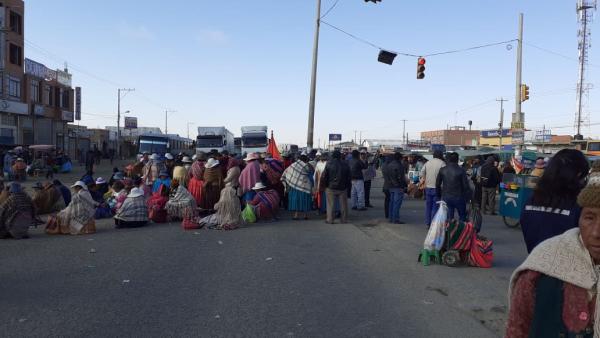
425,188,439,225
444,196,467,222
351,180,365,209
388,188,404,223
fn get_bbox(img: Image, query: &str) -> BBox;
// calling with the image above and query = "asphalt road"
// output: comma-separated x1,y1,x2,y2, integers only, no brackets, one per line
0,161,528,337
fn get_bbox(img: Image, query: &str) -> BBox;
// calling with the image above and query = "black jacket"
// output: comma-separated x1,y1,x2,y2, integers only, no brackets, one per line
382,160,407,190
321,159,351,191
480,163,501,188
349,158,367,180
436,163,472,201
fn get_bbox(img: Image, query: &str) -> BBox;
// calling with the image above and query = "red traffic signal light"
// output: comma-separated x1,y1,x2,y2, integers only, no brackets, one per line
416,57,426,79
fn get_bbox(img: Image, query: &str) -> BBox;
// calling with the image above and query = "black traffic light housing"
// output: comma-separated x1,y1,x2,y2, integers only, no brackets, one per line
417,57,426,79
365,0,382,3
378,50,397,65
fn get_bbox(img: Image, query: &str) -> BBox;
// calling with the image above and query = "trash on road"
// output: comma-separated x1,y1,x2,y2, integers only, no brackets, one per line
423,300,434,305
122,279,130,283
18,318,27,323
193,232,201,235
214,314,221,319
265,257,273,261
218,241,223,245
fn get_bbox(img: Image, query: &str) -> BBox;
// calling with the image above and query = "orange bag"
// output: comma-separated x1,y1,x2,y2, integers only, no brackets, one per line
468,235,493,268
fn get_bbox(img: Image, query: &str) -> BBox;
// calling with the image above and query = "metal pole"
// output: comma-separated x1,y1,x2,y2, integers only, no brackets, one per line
497,97,507,150
306,0,321,151
117,88,120,158
165,110,168,135
575,3,592,139
513,13,524,155
402,119,406,147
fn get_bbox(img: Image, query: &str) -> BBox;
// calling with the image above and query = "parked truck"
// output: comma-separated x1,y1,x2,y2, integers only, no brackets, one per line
196,127,234,154
241,126,268,155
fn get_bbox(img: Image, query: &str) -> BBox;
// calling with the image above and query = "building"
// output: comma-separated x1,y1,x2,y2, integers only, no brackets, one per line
88,128,112,153
529,135,574,154
362,139,404,153
479,129,513,149
0,0,76,150
420,127,480,147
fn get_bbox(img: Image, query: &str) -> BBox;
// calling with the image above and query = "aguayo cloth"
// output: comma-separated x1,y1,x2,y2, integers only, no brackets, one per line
509,228,600,337
0,192,35,239
201,167,224,210
57,190,97,234
239,161,261,196
282,161,313,194
166,185,196,219
215,186,241,229
189,161,205,181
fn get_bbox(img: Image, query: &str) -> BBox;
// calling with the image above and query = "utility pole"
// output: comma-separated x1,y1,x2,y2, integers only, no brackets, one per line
186,122,195,142
512,13,524,155
542,124,546,153
575,0,596,140
164,109,177,135
496,97,507,150
306,0,321,151
117,88,134,159
401,119,407,147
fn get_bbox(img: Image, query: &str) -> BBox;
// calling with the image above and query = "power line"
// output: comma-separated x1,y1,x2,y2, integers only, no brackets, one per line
525,42,600,68
422,39,518,57
320,0,341,20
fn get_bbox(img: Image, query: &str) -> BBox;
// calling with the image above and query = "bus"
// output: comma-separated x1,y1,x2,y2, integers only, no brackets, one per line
578,140,600,156
137,134,191,155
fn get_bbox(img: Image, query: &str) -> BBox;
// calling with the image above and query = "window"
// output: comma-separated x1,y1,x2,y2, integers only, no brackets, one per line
9,43,21,66
9,11,22,35
8,76,20,98
44,85,52,106
61,88,69,108
30,80,40,103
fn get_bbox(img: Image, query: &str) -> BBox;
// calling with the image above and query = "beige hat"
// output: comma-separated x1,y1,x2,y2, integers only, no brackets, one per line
128,187,144,198
71,181,88,190
205,158,220,169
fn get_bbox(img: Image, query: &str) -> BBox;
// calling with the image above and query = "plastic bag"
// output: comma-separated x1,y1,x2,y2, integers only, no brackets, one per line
241,204,256,223
423,201,448,251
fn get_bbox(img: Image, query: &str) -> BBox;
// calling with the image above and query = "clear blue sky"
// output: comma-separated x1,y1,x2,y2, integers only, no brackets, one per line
25,0,599,145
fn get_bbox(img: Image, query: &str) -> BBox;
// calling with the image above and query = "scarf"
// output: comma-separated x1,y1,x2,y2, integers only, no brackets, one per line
509,227,600,337
239,160,261,195
190,161,205,180
282,160,313,194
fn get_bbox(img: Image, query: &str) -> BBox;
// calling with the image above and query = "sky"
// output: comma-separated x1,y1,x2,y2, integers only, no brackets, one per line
24,0,600,146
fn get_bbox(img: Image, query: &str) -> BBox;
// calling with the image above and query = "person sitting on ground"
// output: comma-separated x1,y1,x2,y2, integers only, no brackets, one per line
108,168,124,187
107,180,127,213
152,170,171,193
114,187,148,228
0,182,35,239
48,181,97,235
213,182,242,230
201,158,224,210
188,153,207,206
95,177,110,198
172,157,191,188
53,179,71,206
80,170,94,187
12,158,27,181
32,181,65,215
248,182,280,222
520,149,590,253
147,184,169,223
223,158,241,192
506,163,600,337
166,179,197,221
239,153,261,202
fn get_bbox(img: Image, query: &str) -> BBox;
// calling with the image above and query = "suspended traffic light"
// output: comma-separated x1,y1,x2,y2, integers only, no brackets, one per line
378,50,397,65
364,0,382,3
520,84,530,102
416,57,426,79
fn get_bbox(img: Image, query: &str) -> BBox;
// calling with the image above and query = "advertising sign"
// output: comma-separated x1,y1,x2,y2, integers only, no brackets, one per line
25,58,57,81
34,104,45,116
328,134,342,142
56,69,72,87
124,116,138,129
480,129,512,138
75,87,81,120
535,129,552,142
0,99,28,115
62,110,74,122
512,130,525,145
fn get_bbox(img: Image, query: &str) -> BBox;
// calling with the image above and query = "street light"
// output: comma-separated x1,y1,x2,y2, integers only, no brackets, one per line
117,88,134,159
186,122,195,147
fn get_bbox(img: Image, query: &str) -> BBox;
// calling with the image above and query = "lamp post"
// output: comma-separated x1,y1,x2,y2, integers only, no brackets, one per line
117,88,134,159
187,122,195,149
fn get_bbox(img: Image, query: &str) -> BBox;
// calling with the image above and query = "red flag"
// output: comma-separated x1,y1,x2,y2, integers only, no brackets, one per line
267,131,282,160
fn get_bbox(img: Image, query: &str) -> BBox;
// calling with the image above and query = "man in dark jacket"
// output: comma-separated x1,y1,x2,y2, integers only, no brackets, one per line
436,152,472,222
480,156,501,215
321,150,351,224
382,152,407,224
349,150,367,211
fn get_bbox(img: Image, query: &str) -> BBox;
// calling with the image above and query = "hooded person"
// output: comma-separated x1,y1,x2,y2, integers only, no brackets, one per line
152,170,171,193
166,178,197,220
0,182,35,239
48,181,98,235
213,181,242,230
239,153,261,201
506,162,600,337
32,182,65,215
188,152,207,206
201,158,224,210
114,187,148,228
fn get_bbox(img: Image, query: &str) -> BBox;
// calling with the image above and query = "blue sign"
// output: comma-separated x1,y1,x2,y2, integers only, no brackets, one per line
329,134,342,141
481,129,512,138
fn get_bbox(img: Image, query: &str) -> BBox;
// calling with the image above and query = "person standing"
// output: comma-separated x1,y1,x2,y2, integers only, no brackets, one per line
480,157,501,215
281,155,314,220
382,152,408,224
381,155,392,219
314,153,329,214
436,152,471,222
349,150,367,211
361,150,376,208
420,150,445,226
320,150,350,224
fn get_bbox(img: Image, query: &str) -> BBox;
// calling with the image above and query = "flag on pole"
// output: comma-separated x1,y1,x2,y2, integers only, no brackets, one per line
267,131,282,160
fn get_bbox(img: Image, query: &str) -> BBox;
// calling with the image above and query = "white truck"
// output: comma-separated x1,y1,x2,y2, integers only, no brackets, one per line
196,127,235,154
241,126,269,155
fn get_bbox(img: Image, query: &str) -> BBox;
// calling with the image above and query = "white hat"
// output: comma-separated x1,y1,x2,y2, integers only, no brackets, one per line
165,153,174,160
252,182,267,190
205,158,220,169
244,153,260,162
95,177,107,185
150,153,159,160
316,152,322,156
192,154,198,161
182,156,192,163
71,181,88,190
128,187,144,198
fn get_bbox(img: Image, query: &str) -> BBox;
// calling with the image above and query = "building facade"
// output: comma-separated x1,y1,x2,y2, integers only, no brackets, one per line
479,129,513,149
420,127,480,147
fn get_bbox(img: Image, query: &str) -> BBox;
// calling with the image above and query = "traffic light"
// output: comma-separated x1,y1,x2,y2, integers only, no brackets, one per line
364,0,382,3
378,50,397,65
416,57,426,79
520,84,530,102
